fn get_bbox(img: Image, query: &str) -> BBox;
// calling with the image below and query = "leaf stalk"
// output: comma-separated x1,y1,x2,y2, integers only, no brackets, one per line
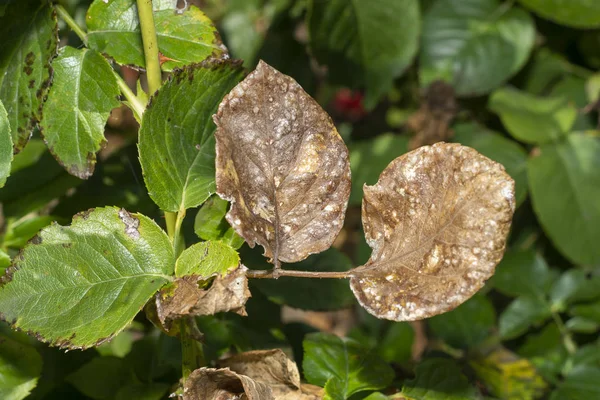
54,4,88,46
246,269,351,279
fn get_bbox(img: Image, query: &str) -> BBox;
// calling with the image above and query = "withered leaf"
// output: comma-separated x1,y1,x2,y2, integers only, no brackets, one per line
218,349,324,400
184,367,272,400
156,266,250,329
351,143,515,321
214,60,351,264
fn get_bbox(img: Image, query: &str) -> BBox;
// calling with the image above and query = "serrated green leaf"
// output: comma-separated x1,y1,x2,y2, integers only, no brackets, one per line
0,100,12,187
0,335,42,400
348,133,409,205
453,122,528,206
489,87,577,144
246,248,355,311
175,240,239,278
308,0,420,109
303,333,393,398
428,294,496,349
401,358,479,399
86,0,224,72
528,134,600,265
0,207,174,349
3,215,56,249
0,0,57,152
420,0,534,97
551,365,600,400
519,0,600,28
39,46,120,179
139,60,243,212
194,195,244,249
499,296,552,339
66,356,133,399
550,269,600,310
492,250,554,298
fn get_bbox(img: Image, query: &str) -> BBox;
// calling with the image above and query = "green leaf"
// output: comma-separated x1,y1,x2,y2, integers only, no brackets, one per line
378,322,414,364
570,301,600,323
550,76,596,132
363,393,388,400
0,100,12,187
518,0,600,28
551,365,600,400
499,296,552,339
0,207,174,349
586,73,600,104
0,0,57,152
3,215,57,249
9,139,46,173
492,250,554,298
39,46,120,179
0,250,10,276
400,358,479,399
571,342,600,369
489,87,577,144
550,269,600,310
139,60,243,212
175,240,239,278
428,294,496,349
453,122,528,206
518,323,568,383
420,0,534,97
528,134,600,265
194,195,244,249
308,0,420,109
246,248,355,311
348,133,409,205
115,383,169,400
303,333,394,398
96,329,134,358
566,317,598,334
66,356,133,399
0,335,42,400
86,0,225,72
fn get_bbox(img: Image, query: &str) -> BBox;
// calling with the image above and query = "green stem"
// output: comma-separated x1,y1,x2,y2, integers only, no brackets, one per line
179,317,205,380
54,4,88,46
114,71,145,121
136,0,162,95
551,311,577,355
173,209,186,256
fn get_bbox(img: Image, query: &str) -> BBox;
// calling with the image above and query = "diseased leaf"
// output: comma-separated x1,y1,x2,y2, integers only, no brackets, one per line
0,0,57,152
218,349,324,399
0,100,12,187
175,240,239,278
183,367,272,400
351,143,515,321
0,207,174,349
86,0,225,72
139,60,244,212
39,46,120,179
0,335,42,400
214,60,351,264
156,266,250,328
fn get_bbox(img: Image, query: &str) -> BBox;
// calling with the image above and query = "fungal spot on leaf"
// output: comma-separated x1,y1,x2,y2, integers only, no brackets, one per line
350,143,515,321
214,60,351,264
117,208,140,239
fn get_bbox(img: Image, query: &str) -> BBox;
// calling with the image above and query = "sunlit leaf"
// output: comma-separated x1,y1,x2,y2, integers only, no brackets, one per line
214,60,351,264
351,143,515,321
175,240,239,278
0,335,42,400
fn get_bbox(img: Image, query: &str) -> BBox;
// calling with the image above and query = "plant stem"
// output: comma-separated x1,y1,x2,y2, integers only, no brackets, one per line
173,208,186,256
551,311,577,355
114,72,145,121
179,317,205,380
136,0,162,95
246,269,352,279
54,4,88,46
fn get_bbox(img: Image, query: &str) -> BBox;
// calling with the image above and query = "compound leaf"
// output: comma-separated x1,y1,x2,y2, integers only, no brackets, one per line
351,143,515,321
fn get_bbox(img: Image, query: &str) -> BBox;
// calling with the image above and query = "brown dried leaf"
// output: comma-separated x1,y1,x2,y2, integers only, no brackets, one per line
218,349,324,400
351,143,515,321
183,367,273,400
214,60,351,264
156,266,250,329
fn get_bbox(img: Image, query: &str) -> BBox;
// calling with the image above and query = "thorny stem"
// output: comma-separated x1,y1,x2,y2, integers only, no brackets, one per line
54,4,88,46
246,269,352,279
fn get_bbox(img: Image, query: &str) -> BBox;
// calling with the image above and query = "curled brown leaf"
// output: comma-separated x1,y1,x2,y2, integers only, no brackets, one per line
351,143,515,321
214,60,351,264
183,367,272,400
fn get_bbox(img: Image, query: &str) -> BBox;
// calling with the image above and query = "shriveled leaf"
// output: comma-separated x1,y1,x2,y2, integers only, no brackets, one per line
519,0,600,28
214,60,351,264
39,46,120,179
303,333,394,398
0,207,174,349
400,358,479,399
175,240,239,278
194,195,244,249
156,266,250,327
0,0,57,152
219,349,324,399
183,367,272,400
86,0,225,71
0,100,11,187
0,335,42,400
139,60,244,212
350,143,515,321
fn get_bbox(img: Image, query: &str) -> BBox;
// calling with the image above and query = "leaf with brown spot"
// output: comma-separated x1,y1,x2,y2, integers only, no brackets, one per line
214,60,351,264
218,349,324,400
351,142,515,321
183,367,272,400
156,266,250,329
